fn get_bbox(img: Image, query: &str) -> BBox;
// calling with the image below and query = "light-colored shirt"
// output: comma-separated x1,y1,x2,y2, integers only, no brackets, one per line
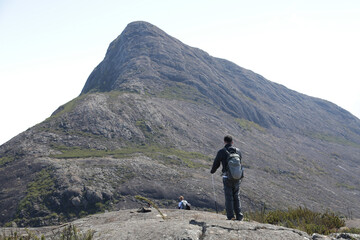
178,200,188,209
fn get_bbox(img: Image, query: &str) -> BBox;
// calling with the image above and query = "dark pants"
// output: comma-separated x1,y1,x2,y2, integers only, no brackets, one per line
223,177,241,220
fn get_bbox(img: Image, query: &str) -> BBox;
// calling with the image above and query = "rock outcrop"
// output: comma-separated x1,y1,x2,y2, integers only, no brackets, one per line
2,210,359,240
0,209,315,240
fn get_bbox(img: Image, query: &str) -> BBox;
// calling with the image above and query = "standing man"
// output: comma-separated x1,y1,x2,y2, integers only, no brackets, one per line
210,135,243,220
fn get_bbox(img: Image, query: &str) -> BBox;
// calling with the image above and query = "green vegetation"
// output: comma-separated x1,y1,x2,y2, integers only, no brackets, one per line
13,165,111,225
310,162,327,175
113,166,136,185
261,167,302,180
135,195,166,220
134,119,170,144
0,156,15,167
340,227,360,234
15,168,56,226
50,144,210,169
47,94,88,120
262,167,278,175
336,182,358,191
18,169,56,210
149,146,210,169
0,224,94,240
57,224,94,240
50,145,119,159
246,206,345,235
154,83,209,105
135,120,155,140
0,228,44,240
108,90,139,99
235,118,265,132
40,127,106,141
308,132,360,148
9,166,104,226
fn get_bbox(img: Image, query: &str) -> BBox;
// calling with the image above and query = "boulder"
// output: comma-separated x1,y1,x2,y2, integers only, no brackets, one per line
85,190,103,204
71,197,82,207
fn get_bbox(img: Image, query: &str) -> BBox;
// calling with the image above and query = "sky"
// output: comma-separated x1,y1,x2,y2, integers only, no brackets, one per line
1,0,359,145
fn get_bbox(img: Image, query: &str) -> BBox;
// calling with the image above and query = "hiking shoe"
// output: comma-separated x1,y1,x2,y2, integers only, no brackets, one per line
236,213,244,221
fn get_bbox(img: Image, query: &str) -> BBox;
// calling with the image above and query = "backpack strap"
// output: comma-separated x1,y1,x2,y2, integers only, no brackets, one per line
223,147,230,156
223,147,231,175
224,146,236,156
224,147,242,163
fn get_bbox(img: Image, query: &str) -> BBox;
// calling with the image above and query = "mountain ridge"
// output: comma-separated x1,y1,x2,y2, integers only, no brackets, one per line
81,21,360,133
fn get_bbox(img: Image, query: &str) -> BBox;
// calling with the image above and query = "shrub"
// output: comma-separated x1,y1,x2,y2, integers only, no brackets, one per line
246,206,345,235
340,228,360,234
58,224,94,240
0,156,15,167
235,118,265,132
15,168,56,226
0,224,93,240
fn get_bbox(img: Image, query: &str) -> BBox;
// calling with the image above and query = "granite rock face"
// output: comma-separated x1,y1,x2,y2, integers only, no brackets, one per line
0,21,360,227
2,210,359,240
0,210,312,240
70,210,313,240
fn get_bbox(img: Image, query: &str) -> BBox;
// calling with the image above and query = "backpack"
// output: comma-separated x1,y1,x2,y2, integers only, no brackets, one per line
224,147,244,180
181,200,191,210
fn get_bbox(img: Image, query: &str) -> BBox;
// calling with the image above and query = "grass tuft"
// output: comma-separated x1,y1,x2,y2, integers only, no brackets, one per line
154,83,209,105
0,156,15,167
246,206,345,235
49,144,210,169
135,195,166,220
235,118,265,132
0,224,94,240
307,132,360,148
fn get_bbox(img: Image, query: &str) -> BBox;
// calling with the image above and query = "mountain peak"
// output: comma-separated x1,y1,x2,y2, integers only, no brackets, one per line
80,21,360,129
123,21,166,35
117,21,171,43
80,21,261,124
80,21,183,95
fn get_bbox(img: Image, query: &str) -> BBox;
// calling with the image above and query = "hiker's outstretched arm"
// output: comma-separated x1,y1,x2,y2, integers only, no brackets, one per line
210,151,221,174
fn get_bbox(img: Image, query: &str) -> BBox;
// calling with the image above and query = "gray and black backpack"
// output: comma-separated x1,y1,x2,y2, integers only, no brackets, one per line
224,147,244,180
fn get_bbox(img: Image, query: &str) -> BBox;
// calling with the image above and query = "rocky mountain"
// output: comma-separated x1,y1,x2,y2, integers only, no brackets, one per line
0,21,359,227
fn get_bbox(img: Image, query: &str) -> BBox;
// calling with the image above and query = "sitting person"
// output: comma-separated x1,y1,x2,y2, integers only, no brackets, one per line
178,196,191,210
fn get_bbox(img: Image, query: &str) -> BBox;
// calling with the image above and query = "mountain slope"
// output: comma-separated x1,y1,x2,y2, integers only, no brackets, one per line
82,21,360,136
0,21,359,227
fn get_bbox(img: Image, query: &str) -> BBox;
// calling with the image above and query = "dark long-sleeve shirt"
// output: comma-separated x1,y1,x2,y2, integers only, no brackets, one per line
210,143,242,175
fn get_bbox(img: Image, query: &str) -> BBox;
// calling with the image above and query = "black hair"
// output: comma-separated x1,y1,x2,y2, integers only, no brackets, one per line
224,135,233,144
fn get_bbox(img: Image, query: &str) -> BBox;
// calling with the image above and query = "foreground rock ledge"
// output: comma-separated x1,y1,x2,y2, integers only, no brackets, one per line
0,209,356,240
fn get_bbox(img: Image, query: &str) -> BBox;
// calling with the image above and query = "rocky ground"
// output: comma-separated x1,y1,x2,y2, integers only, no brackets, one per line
1,209,359,240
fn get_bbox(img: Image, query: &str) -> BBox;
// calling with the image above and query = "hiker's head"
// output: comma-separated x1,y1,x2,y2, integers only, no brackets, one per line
179,196,184,201
224,135,233,144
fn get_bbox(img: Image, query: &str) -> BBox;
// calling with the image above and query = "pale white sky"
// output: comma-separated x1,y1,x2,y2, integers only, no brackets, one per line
1,0,359,145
